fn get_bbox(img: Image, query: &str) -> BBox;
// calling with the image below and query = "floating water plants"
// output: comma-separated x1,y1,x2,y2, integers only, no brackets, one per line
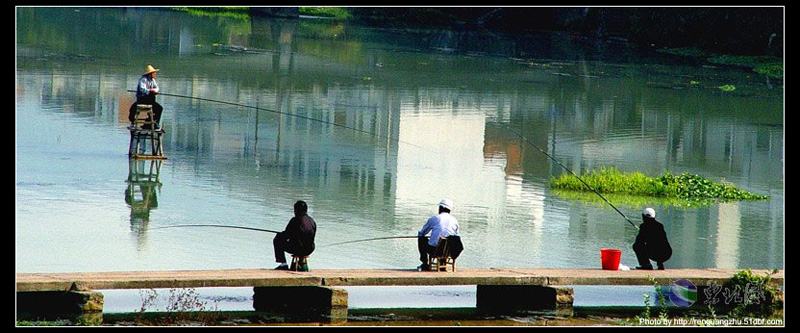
753,63,784,79
550,167,769,207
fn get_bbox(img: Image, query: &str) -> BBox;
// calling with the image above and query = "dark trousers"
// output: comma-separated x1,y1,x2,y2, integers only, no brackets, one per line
128,98,163,125
273,232,302,263
633,241,667,269
418,236,436,264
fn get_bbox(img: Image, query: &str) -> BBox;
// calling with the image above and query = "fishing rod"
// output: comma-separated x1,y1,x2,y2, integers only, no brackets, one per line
147,224,280,234
500,123,639,229
319,235,418,248
149,224,417,247
127,90,430,151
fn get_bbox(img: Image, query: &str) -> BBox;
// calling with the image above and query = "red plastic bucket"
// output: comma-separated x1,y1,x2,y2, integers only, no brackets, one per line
600,248,622,270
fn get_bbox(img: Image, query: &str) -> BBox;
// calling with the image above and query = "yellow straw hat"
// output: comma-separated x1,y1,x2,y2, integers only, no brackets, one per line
142,65,160,75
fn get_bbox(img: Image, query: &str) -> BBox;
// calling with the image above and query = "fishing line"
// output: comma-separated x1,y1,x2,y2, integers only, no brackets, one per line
148,224,418,247
319,235,418,248
499,123,639,229
147,224,280,234
128,90,430,151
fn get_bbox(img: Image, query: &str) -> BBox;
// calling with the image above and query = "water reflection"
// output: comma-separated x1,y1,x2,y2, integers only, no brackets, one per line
713,202,740,268
125,159,162,248
16,7,782,272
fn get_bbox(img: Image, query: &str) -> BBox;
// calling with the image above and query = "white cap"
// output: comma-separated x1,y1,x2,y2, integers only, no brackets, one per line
642,207,656,218
439,198,454,211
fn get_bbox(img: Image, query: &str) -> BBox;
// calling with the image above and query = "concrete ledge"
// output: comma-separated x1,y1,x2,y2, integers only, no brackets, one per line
317,269,547,286
16,268,782,324
17,268,783,291
476,285,574,311
253,286,348,323
16,269,322,292
17,290,104,325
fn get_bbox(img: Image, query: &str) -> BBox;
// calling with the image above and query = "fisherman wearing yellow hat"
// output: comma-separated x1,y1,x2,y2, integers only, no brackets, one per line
128,65,163,129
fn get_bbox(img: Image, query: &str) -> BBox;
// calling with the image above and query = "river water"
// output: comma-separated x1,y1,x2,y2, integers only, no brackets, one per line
16,7,783,316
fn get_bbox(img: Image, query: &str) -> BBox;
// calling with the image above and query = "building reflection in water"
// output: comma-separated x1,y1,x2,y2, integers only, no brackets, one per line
125,159,163,249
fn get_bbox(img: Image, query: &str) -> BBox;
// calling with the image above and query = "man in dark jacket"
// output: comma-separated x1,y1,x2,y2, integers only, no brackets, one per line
273,200,317,270
633,207,672,270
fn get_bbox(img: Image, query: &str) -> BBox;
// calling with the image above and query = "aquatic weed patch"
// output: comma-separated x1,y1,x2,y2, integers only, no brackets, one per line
655,172,768,201
551,168,663,196
299,7,352,19
550,189,710,209
171,7,250,20
657,48,783,79
550,168,769,206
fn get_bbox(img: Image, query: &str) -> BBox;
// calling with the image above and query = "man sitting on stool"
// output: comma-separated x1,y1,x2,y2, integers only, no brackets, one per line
128,64,163,129
417,198,461,271
273,200,317,270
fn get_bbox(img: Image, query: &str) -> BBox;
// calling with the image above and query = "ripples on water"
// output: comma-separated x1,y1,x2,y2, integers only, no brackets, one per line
17,7,782,314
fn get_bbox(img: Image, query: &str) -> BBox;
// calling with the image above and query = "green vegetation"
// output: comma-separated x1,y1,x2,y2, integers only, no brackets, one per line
721,269,782,318
657,48,783,79
16,320,72,326
753,62,784,79
708,54,780,68
709,55,784,79
656,172,769,201
299,7,351,19
656,47,711,58
629,270,782,326
550,167,769,207
631,276,669,325
552,168,660,197
133,288,220,326
171,7,250,20
551,189,709,208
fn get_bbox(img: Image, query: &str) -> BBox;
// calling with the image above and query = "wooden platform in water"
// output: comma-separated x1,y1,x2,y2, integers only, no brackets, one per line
16,268,783,292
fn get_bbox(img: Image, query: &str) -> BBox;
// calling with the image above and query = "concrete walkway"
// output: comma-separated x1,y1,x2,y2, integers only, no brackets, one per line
16,268,783,324
17,268,783,291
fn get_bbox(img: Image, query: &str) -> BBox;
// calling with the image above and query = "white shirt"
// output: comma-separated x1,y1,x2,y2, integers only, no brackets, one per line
418,212,460,247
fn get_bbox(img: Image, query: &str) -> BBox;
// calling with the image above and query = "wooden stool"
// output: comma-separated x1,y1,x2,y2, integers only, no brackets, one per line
132,104,156,130
128,105,166,160
428,237,456,272
290,255,309,272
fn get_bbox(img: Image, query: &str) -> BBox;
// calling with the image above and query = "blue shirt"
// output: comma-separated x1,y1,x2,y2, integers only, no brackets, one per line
418,212,460,247
136,75,159,99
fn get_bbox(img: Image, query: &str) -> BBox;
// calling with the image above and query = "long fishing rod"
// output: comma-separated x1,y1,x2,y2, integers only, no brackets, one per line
319,235,418,248
149,224,417,247
500,123,639,229
147,224,280,233
128,90,429,151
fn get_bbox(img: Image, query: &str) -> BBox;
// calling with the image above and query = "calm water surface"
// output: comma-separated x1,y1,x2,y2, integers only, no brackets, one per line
17,7,783,312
